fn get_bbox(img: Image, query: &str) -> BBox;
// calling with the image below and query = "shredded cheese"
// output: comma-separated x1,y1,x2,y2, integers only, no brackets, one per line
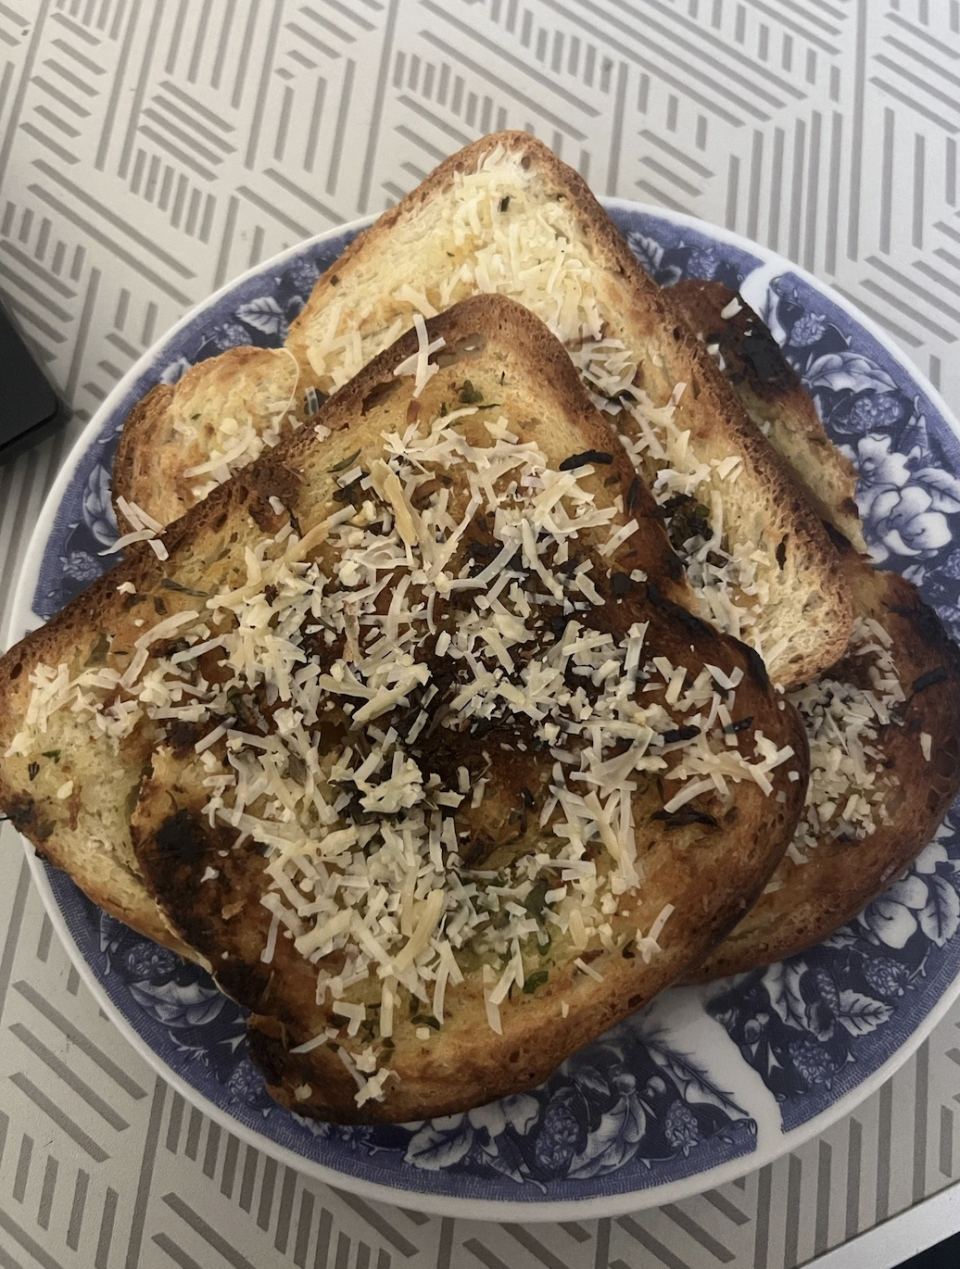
12,356,801,1112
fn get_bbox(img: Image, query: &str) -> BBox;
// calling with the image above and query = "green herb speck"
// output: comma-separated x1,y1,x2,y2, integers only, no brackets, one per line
523,970,549,994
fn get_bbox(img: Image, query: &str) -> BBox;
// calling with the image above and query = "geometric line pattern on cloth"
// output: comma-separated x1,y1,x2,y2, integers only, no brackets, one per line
2,2,960,1266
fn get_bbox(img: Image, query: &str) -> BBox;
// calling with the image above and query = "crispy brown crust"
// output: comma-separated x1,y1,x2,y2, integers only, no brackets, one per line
112,383,175,529
0,675,195,956
118,296,807,1123
669,279,865,552
695,555,960,978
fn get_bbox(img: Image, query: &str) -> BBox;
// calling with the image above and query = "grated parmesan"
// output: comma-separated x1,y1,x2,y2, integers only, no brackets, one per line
13,357,797,1110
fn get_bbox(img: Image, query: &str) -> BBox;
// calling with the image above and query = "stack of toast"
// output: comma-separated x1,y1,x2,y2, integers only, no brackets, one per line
671,280,960,977
1,133,957,1123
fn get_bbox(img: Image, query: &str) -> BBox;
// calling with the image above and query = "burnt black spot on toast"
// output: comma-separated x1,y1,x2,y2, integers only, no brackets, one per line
738,325,795,391
217,960,273,1012
153,808,212,866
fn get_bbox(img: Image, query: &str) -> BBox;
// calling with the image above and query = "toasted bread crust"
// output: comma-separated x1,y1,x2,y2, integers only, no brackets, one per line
669,279,865,552
112,382,175,530
0,641,195,956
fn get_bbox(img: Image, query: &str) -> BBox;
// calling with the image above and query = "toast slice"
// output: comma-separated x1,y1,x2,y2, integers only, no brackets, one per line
673,283,960,978
113,346,300,532
670,279,865,552
698,556,960,977
84,296,809,1124
0,297,691,958
114,132,852,689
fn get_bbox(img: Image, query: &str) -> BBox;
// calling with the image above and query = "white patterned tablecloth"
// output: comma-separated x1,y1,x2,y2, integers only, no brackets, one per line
3,3,960,1266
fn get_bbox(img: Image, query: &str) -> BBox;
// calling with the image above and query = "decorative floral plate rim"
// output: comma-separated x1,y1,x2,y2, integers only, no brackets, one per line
8,202,960,1222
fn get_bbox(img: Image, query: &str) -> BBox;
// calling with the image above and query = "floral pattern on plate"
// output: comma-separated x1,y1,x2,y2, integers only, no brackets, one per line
58,873,754,1195
623,210,763,291
701,270,960,1127
709,823,960,1131
756,276,960,645
25,206,960,1207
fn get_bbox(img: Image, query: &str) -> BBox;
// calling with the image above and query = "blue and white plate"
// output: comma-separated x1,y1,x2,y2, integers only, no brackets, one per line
9,204,960,1221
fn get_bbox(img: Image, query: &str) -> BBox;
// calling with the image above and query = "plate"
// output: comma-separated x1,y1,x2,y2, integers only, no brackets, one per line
9,202,960,1221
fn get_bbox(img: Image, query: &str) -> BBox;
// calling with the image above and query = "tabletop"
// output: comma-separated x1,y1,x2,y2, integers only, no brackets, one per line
3,2,960,1266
